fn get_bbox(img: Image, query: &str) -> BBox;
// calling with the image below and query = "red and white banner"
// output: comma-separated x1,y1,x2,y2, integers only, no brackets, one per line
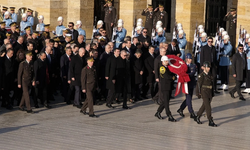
167,55,190,96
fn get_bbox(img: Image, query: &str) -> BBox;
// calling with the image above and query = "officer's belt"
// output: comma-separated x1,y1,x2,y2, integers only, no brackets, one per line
180,48,184,50
116,41,122,43
222,55,229,57
202,85,212,89
247,57,250,59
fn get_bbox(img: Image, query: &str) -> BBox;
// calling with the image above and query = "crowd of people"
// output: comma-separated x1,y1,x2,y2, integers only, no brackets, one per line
0,2,248,127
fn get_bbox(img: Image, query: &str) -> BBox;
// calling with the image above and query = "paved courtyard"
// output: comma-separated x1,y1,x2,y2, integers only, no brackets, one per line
1,84,250,150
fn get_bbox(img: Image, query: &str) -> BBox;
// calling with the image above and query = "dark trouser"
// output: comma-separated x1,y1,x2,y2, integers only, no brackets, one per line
144,82,155,98
3,84,12,107
135,83,141,98
19,83,31,110
210,65,217,91
220,66,229,85
157,90,171,115
74,86,81,105
105,22,112,41
180,88,194,113
196,63,201,74
116,86,128,107
246,70,250,88
62,78,69,100
66,84,75,103
81,88,94,115
197,97,213,120
35,85,48,105
231,80,244,98
153,82,161,102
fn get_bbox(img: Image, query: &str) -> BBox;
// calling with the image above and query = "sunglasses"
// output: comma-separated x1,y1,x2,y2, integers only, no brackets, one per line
102,32,106,34
68,25,72,27
143,31,147,33
207,41,213,43
239,48,243,50
124,55,128,56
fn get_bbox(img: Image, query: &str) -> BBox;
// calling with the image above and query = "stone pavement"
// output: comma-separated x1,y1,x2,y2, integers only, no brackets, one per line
1,85,250,150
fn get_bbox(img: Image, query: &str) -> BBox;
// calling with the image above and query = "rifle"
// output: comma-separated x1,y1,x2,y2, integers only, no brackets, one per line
239,25,242,45
90,16,97,44
172,22,177,40
132,16,137,40
193,22,197,55
151,28,156,46
111,26,117,42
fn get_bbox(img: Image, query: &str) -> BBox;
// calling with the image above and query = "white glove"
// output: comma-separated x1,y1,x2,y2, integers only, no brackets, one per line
113,31,116,36
93,29,97,33
52,31,55,35
173,31,176,36
194,37,198,42
215,36,218,41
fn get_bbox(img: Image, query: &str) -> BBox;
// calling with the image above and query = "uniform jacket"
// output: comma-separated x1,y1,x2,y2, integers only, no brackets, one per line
36,23,45,31
18,60,35,86
56,25,66,36
187,63,197,89
219,43,232,66
141,10,154,30
196,72,214,98
159,65,174,91
104,6,116,23
154,11,168,29
81,66,97,91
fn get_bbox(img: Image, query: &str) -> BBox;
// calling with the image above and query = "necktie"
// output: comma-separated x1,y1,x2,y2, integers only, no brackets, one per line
68,57,71,61
47,54,51,63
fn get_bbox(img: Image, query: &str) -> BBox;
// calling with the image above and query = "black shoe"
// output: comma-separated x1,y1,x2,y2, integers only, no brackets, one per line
44,104,52,109
122,106,131,109
229,92,235,99
73,104,78,107
106,104,114,109
80,110,88,115
239,97,246,101
19,107,25,111
35,104,39,108
5,105,13,110
76,105,82,109
26,110,34,114
116,100,121,104
209,118,218,127
168,114,177,122
214,90,220,94
89,114,98,118
155,112,163,120
190,112,197,120
66,101,72,105
177,109,185,117
196,116,202,124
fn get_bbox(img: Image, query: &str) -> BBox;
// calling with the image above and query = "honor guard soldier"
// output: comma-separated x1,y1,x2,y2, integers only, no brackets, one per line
177,53,197,120
36,15,45,32
114,22,127,48
224,8,237,52
154,27,166,51
141,4,154,36
18,52,35,114
217,35,232,91
27,9,34,26
3,11,12,27
177,30,187,60
2,6,8,18
104,0,117,41
242,39,250,93
153,4,168,31
196,61,217,127
9,7,17,22
20,13,32,36
76,20,86,42
80,57,98,118
154,56,177,122
55,16,66,36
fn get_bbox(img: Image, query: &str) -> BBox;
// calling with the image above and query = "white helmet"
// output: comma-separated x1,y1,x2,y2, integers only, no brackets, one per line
198,25,204,30
246,33,250,39
177,26,183,31
156,21,163,26
135,26,142,31
4,11,10,16
199,28,204,33
137,22,142,27
76,20,82,25
179,30,184,35
137,18,143,23
158,27,163,33
177,23,182,27
219,28,225,33
201,32,207,38
223,35,230,40
38,15,44,20
97,20,103,25
222,31,228,36
118,19,123,24
22,13,27,18
57,16,63,21
161,56,169,61
117,23,123,28
156,24,161,30
248,38,250,43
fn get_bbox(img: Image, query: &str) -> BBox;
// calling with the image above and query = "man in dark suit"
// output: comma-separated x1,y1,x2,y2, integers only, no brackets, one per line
2,49,15,109
76,35,85,48
68,22,79,43
121,40,136,57
104,1,117,41
153,4,168,31
69,47,87,108
144,46,156,98
13,36,24,55
200,37,219,93
105,49,120,108
138,28,151,45
167,39,181,56
229,44,247,101
60,47,72,103
18,52,35,113
34,52,51,108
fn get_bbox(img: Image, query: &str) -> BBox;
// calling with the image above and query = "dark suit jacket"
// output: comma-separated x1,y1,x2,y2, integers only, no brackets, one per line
200,45,217,67
131,55,144,84
232,52,247,81
34,58,47,87
3,56,15,87
167,44,181,56
70,54,86,86
70,29,79,43
60,54,71,78
144,52,156,83
100,52,111,78
105,55,118,90
138,34,151,45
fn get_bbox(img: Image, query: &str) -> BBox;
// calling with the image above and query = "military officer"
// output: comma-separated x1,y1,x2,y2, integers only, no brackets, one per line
115,22,127,48
9,7,17,22
154,56,176,122
141,4,154,36
3,11,12,27
177,30,187,60
27,8,34,26
43,24,51,39
80,57,98,118
18,52,35,113
36,15,45,32
55,16,66,36
217,35,232,91
196,62,217,127
20,13,32,36
177,53,197,120
104,0,117,41
8,22,19,44
23,26,32,43
76,20,86,42
2,6,8,18
153,4,168,31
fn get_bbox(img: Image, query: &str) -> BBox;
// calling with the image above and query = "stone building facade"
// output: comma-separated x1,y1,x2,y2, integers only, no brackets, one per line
0,0,246,52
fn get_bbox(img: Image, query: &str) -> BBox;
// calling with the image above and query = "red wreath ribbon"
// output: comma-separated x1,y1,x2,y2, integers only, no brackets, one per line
167,55,190,96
